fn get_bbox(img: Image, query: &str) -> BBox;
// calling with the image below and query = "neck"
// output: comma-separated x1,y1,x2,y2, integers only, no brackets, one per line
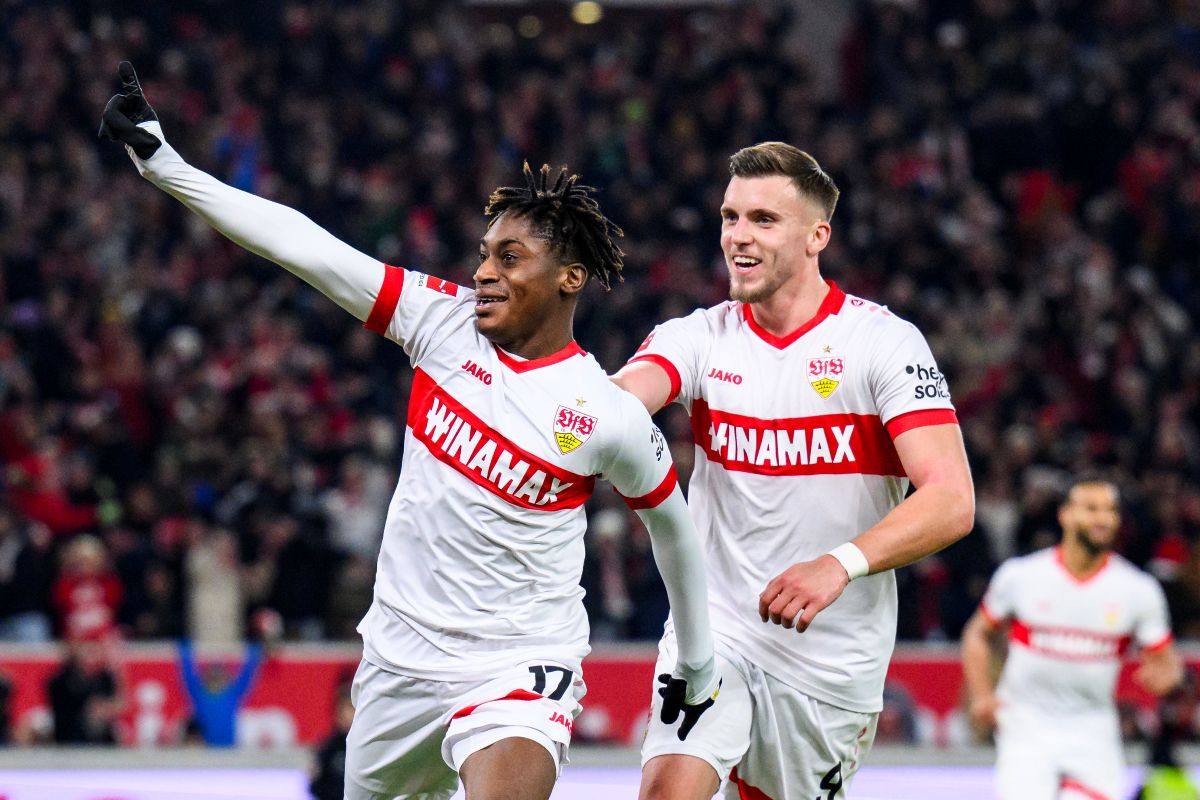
1060,539,1108,579
495,318,575,361
747,269,829,336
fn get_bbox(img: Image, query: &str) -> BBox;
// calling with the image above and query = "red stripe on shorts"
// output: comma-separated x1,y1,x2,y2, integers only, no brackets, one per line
451,689,543,720
1060,777,1112,800
729,767,776,800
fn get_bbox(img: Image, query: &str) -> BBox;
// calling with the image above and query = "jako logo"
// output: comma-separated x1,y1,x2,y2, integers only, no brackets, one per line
549,712,574,733
461,360,493,385
707,368,743,385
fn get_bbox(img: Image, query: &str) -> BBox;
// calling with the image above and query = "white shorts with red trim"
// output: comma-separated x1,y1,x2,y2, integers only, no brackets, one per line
995,703,1123,800
641,631,877,800
345,656,585,800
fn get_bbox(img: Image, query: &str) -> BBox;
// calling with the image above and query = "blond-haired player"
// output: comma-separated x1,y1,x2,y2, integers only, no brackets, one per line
614,142,975,799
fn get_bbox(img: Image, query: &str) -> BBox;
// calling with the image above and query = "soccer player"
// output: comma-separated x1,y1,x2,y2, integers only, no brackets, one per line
612,142,976,799
962,478,1183,800
99,63,720,800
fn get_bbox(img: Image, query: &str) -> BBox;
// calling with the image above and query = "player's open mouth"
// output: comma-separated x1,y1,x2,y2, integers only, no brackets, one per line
474,293,507,312
732,255,761,272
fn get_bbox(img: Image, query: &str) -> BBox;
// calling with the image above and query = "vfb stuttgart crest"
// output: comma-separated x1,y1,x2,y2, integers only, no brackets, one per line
807,356,845,398
554,406,597,454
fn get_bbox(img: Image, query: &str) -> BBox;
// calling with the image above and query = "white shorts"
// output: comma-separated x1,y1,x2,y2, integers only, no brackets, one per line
344,656,585,800
641,633,877,800
995,704,1123,800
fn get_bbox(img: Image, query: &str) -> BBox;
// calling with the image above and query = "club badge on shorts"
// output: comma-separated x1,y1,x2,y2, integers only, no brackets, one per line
554,406,597,454
808,356,845,398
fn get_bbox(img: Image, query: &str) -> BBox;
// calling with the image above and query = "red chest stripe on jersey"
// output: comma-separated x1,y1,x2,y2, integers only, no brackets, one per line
451,689,544,720
364,265,404,336
1009,618,1132,661
408,369,595,511
690,401,906,477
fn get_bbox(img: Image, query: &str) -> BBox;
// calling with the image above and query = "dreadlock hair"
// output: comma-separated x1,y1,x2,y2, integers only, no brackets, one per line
484,162,625,290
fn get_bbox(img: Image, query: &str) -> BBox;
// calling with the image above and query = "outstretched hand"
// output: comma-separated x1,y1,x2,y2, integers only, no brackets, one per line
758,554,850,633
658,671,720,741
98,61,161,159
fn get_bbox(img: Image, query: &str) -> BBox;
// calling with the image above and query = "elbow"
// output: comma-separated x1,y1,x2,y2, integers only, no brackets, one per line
947,486,976,543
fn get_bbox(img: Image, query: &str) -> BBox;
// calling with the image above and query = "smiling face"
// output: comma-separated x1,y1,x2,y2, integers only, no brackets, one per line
473,211,586,355
1059,482,1121,556
720,175,830,304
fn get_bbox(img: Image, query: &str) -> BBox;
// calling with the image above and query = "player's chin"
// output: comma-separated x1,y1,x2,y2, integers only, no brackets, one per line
473,307,511,342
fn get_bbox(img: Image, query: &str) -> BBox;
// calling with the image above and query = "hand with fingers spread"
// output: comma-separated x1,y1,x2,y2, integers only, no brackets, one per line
98,61,162,159
758,554,850,633
657,659,721,741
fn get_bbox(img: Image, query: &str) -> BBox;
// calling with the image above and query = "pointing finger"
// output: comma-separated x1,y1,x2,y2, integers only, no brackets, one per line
118,61,143,95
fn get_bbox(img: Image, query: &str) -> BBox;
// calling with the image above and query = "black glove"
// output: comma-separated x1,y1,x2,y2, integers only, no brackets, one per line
657,672,720,741
98,61,161,160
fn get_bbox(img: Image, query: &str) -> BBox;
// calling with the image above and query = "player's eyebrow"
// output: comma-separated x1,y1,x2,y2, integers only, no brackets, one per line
721,205,781,218
480,237,529,249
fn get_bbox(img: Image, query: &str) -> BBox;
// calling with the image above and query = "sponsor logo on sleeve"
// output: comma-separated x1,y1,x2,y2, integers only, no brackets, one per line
807,356,845,398
554,406,598,454
418,274,459,296
651,425,666,461
905,364,951,400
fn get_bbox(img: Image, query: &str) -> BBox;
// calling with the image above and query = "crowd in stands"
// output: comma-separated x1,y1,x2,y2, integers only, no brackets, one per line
1,0,1199,657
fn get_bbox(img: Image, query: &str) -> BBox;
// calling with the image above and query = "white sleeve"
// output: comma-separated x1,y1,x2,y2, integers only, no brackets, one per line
980,560,1019,623
127,121,385,324
603,394,714,700
1135,575,1173,651
625,310,711,408
869,319,959,438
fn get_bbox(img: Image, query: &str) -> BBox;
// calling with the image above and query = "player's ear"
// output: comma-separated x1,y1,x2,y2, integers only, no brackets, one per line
559,262,587,296
806,220,831,257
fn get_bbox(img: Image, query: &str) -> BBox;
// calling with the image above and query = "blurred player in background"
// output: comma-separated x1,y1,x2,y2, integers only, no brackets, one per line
100,62,720,800
962,477,1183,800
614,142,975,799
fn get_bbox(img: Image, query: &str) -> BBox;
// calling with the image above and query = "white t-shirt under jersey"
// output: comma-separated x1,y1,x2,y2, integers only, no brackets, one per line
358,267,678,679
629,281,958,712
981,547,1172,717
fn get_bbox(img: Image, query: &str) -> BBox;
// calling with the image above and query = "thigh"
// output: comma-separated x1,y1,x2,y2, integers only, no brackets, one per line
640,632,753,785
443,659,586,779
1059,724,1124,800
994,715,1060,800
345,659,459,800
728,676,877,800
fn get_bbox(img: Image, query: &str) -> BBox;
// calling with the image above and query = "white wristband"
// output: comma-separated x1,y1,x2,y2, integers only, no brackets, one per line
827,542,869,581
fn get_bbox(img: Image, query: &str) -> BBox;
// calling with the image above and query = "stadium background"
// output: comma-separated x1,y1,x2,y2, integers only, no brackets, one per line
1,0,1199,796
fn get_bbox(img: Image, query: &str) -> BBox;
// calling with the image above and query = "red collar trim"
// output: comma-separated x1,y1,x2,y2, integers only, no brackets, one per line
493,341,585,373
743,281,846,350
1054,545,1111,585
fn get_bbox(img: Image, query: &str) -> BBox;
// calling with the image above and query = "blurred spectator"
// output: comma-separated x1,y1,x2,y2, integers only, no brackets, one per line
47,636,124,744
177,638,263,747
184,523,244,644
0,508,53,642
51,535,122,642
309,681,355,800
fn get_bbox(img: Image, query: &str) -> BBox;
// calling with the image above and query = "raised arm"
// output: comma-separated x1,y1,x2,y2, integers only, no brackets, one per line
99,62,386,321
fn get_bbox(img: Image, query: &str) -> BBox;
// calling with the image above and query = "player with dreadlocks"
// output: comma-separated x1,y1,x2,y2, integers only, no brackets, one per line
100,63,720,800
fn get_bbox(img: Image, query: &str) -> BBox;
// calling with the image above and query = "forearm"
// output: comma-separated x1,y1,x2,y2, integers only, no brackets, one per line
128,122,385,321
853,480,973,574
961,616,998,700
635,488,713,671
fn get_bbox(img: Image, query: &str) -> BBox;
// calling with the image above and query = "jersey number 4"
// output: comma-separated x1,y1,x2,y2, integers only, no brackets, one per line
528,665,573,700
817,764,843,800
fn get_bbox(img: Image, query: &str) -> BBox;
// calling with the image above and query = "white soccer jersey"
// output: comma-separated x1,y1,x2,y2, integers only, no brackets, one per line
356,267,678,679
629,282,957,712
981,546,1172,716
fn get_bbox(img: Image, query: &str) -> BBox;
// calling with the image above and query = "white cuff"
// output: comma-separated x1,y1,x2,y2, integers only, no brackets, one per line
827,542,869,580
